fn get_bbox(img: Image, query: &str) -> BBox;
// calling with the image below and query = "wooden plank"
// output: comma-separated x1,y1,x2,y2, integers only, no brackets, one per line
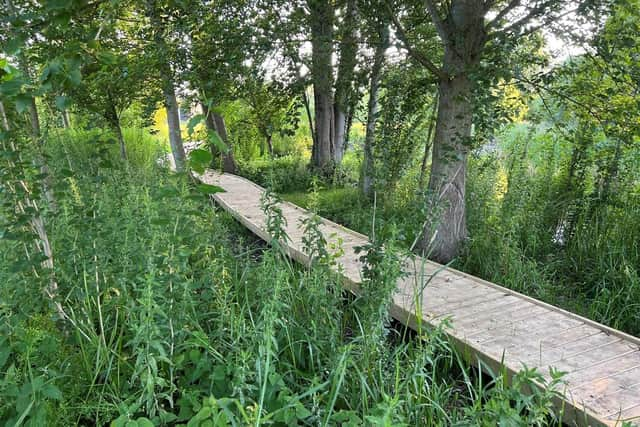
451,299,539,326
564,352,640,389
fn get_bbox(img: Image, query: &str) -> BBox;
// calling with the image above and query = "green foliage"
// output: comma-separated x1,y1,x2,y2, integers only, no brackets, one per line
373,64,434,191
0,131,563,426
238,156,315,193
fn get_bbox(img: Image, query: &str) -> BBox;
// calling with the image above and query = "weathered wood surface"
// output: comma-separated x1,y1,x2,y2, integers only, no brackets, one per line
199,170,640,427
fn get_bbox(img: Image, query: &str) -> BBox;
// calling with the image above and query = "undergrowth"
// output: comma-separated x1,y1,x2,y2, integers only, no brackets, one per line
0,129,564,425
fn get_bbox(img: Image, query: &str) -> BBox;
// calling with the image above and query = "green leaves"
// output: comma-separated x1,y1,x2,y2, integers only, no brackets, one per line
55,95,71,111
110,415,154,427
45,0,73,10
187,114,205,137
196,183,224,195
208,130,228,153
0,77,24,97
14,95,32,114
188,148,212,173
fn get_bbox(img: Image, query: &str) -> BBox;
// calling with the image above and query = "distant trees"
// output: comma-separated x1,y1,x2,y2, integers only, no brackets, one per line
303,0,362,170
68,51,153,160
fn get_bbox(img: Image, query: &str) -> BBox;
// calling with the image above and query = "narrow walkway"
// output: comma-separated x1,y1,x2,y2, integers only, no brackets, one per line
199,170,640,427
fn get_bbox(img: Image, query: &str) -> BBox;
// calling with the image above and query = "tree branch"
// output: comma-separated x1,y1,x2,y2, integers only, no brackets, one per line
494,0,560,36
485,0,521,32
423,0,449,43
388,7,446,79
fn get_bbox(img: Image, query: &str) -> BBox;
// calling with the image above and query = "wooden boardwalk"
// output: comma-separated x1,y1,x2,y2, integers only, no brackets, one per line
198,170,640,426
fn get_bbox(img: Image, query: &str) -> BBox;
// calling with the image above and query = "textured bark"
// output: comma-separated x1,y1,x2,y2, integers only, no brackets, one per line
266,135,274,157
201,101,219,164
361,24,389,199
415,0,487,263
213,113,237,174
162,78,187,172
114,118,127,160
0,100,62,319
148,1,187,172
309,0,334,169
20,62,57,211
332,0,358,164
421,73,472,262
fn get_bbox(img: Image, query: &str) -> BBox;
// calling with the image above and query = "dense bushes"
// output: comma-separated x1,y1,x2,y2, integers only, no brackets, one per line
237,152,361,193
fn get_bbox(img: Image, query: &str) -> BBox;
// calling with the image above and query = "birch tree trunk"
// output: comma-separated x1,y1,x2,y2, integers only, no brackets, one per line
20,60,57,211
0,100,61,316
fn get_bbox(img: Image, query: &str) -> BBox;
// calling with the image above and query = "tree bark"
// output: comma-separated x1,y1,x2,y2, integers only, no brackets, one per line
418,54,474,262
162,77,187,172
213,113,237,174
418,95,438,189
266,134,274,157
201,101,219,165
302,88,316,151
361,24,389,199
21,66,57,212
114,119,127,160
332,0,358,164
0,99,61,318
308,0,334,170
413,0,487,263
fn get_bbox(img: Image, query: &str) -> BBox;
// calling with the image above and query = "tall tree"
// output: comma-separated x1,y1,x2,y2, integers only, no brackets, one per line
333,0,359,163
392,0,608,262
67,50,152,160
361,19,390,199
308,0,335,170
185,0,259,173
144,0,187,171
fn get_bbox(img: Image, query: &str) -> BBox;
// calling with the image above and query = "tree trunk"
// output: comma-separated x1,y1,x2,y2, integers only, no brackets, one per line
213,113,237,174
162,77,187,172
309,0,334,170
302,88,316,152
114,119,127,160
266,134,274,157
418,95,438,189
418,61,473,262
361,24,389,199
0,99,62,318
201,101,219,165
62,109,71,128
413,0,486,263
333,107,347,164
23,78,57,211
332,0,358,164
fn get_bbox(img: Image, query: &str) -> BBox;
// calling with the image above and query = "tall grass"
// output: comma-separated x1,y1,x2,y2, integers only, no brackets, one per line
273,131,640,337
0,128,565,425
